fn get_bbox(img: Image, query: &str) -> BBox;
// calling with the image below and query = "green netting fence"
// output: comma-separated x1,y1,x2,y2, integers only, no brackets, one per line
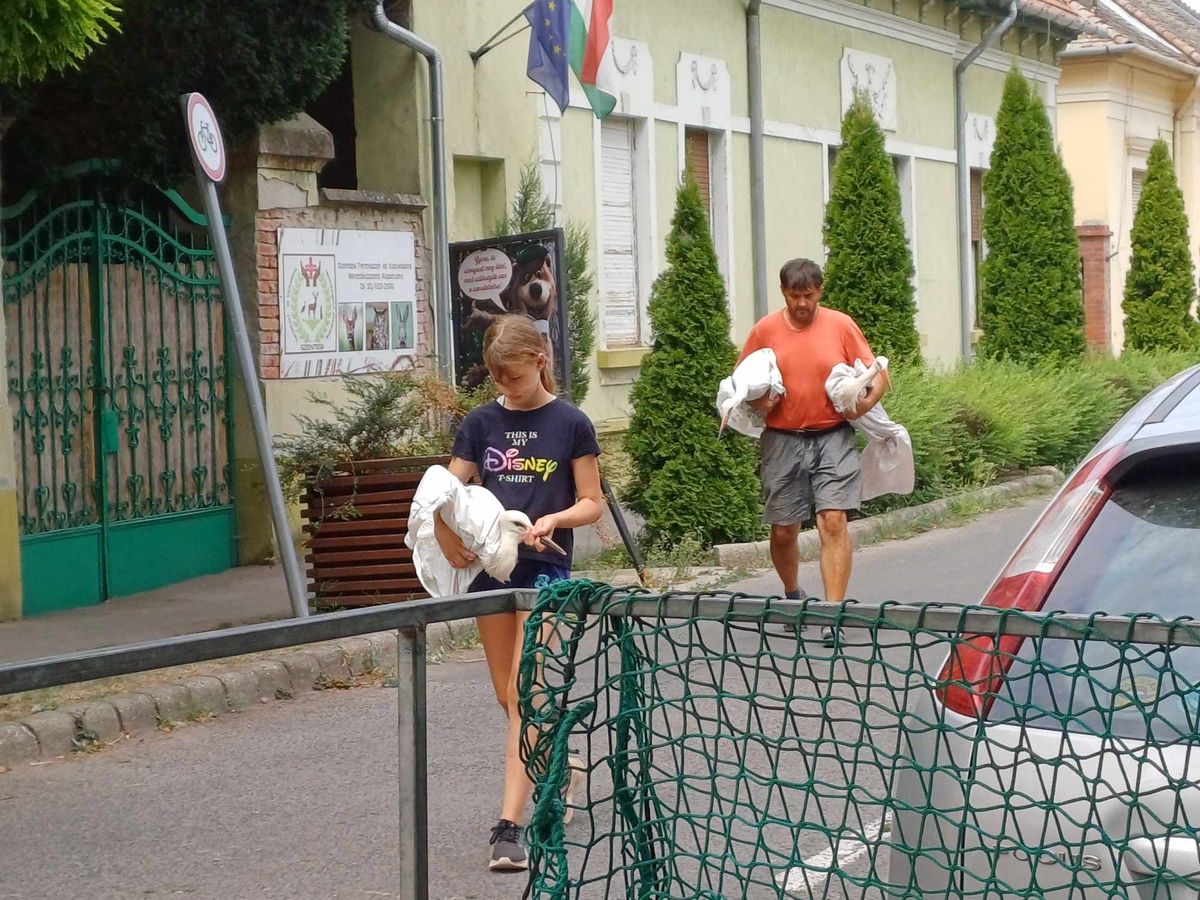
517,581,1200,900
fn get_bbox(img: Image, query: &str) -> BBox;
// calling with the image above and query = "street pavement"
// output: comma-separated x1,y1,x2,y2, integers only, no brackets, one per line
0,500,1045,900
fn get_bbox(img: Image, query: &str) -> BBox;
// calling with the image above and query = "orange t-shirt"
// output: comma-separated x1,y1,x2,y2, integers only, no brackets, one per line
738,307,875,430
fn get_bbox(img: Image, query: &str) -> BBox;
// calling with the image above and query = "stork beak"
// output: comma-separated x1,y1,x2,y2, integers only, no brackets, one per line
542,536,568,557
718,409,731,436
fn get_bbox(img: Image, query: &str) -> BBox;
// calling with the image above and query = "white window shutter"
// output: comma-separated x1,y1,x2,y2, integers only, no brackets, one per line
1132,169,1147,216
600,120,640,348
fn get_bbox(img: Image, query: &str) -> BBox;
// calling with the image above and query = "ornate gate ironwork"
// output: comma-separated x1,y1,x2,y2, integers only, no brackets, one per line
3,162,236,615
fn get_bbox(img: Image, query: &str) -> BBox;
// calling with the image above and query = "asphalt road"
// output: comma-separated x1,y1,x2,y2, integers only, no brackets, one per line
0,500,1046,900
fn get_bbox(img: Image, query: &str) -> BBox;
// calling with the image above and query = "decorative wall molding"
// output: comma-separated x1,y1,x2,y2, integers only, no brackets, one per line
676,53,732,130
841,48,898,132
965,114,996,169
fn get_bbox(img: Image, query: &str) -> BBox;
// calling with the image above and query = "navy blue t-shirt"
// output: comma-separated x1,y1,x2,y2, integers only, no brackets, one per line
451,398,601,566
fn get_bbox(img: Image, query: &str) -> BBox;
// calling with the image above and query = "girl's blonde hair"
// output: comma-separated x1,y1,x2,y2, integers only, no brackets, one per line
483,315,557,394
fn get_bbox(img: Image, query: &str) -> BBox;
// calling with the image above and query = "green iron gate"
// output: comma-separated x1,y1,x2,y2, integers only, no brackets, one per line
2,162,236,615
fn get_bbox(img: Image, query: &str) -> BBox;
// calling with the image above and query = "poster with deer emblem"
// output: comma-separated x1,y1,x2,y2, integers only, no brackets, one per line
279,228,417,378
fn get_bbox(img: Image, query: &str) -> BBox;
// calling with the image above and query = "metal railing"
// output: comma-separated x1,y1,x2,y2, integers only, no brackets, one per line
3,591,1199,899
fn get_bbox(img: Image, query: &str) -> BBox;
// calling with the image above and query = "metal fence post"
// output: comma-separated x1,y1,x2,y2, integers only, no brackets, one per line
396,625,429,899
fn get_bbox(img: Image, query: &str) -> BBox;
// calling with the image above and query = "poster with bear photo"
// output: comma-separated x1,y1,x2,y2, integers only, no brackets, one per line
450,229,571,399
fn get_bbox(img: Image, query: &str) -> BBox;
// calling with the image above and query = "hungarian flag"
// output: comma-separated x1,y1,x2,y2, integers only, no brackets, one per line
568,0,617,118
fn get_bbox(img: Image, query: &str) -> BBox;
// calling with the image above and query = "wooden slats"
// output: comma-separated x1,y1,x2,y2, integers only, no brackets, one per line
301,457,447,609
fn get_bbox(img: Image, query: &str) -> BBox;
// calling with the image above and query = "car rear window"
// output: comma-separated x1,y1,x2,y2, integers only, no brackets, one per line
988,454,1200,741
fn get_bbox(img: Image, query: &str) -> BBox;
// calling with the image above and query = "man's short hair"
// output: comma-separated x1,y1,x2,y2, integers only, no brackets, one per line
779,258,824,292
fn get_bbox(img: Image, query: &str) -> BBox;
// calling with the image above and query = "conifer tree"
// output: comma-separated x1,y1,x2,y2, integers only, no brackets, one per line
823,93,921,366
978,69,1085,362
1123,139,1200,351
624,177,761,546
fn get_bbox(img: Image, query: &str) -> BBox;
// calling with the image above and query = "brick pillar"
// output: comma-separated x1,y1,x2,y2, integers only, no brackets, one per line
1077,223,1112,350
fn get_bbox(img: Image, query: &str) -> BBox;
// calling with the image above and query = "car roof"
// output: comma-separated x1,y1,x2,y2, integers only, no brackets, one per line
1089,363,1200,459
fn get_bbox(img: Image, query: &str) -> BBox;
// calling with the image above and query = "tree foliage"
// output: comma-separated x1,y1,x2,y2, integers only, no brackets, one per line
2,0,361,185
823,93,921,366
978,69,1085,363
1122,139,1200,352
624,177,761,547
494,161,597,403
0,0,120,85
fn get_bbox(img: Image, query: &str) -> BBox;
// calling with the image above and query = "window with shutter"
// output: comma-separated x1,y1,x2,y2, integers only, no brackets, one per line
600,119,641,349
1132,169,1147,216
685,128,712,219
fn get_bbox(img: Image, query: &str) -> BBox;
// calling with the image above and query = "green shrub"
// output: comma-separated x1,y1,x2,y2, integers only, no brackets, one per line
823,93,921,367
979,69,1085,363
1,0,119,84
625,177,761,546
1123,140,1200,352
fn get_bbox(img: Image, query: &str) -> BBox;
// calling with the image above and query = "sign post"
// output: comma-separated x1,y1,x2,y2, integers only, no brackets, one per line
181,92,309,619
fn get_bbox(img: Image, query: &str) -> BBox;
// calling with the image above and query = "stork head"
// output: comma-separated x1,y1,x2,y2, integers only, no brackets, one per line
481,511,533,583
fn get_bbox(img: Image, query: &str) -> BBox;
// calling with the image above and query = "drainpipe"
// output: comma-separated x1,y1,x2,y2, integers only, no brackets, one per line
370,3,454,383
746,0,769,320
955,0,1018,360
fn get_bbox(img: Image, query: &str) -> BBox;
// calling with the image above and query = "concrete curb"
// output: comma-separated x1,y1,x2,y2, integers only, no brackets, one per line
711,468,1065,569
0,629,416,770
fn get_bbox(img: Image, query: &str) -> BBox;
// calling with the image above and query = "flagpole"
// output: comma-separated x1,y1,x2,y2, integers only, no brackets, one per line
470,8,531,63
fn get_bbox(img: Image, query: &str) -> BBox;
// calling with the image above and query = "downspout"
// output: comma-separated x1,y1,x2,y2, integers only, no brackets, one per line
370,3,454,382
746,0,770,320
955,0,1018,360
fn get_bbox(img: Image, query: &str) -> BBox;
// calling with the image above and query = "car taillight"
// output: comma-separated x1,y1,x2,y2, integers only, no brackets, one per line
939,446,1123,718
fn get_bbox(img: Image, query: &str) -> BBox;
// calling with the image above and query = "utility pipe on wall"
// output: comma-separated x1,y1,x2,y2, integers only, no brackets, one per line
370,3,454,383
955,0,1018,360
746,0,769,320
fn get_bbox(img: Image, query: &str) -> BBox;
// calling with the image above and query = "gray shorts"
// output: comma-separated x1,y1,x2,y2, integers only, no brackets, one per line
759,424,862,526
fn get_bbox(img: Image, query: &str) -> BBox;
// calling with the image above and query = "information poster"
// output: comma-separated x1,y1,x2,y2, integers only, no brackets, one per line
278,228,417,378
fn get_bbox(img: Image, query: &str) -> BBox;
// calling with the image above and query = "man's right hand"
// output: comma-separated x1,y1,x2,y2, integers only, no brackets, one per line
748,391,781,416
434,514,477,569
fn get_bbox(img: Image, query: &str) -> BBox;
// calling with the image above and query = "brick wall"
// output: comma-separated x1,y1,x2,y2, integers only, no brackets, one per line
1077,223,1112,350
252,194,430,379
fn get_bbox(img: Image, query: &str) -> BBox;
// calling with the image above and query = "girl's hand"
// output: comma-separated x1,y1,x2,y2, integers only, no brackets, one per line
523,514,560,553
435,514,477,569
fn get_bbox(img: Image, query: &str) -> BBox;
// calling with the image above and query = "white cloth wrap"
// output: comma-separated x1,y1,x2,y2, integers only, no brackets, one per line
405,465,508,597
715,348,786,439
824,359,915,501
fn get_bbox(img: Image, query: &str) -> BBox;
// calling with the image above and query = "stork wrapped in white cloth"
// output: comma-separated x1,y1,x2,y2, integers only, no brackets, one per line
715,348,786,438
405,465,551,597
824,358,915,501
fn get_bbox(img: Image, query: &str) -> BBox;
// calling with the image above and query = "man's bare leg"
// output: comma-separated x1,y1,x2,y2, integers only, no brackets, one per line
769,523,803,595
816,510,852,646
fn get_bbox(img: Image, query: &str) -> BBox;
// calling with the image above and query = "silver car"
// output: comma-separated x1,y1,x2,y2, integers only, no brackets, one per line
887,363,1200,899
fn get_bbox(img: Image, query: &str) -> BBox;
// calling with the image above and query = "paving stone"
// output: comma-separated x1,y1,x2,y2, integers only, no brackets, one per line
0,722,39,767
279,652,321,692
74,702,122,744
23,710,76,758
108,693,158,736
339,637,376,676
305,644,351,682
366,632,398,670
179,676,226,717
215,670,259,710
248,660,293,700
149,684,192,725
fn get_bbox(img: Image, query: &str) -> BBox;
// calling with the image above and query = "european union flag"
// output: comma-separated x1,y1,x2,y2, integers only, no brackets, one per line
524,0,571,113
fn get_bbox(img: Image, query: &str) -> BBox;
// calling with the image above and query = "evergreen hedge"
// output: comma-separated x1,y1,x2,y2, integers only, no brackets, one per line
624,177,761,546
1123,139,1200,352
823,94,921,367
494,161,597,403
2,0,361,184
979,69,1085,363
0,0,119,84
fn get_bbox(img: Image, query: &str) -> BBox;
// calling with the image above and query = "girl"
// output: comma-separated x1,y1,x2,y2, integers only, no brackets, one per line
436,314,604,872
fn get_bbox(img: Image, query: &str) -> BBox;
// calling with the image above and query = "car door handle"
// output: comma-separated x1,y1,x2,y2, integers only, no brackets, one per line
1126,837,1200,880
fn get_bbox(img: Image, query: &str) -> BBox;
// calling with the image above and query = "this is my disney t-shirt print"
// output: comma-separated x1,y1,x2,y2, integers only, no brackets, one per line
483,429,560,484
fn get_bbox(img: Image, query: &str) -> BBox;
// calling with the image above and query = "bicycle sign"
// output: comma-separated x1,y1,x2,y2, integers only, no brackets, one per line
183,93,227,183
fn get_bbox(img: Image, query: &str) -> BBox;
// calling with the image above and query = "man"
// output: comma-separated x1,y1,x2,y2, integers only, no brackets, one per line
739,258,888,646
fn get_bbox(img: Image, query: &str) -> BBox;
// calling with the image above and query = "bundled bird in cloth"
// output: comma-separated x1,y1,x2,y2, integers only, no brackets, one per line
406,465,567,597
715,348,786,438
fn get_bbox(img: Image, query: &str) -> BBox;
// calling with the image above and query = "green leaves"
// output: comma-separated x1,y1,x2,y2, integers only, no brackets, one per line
978,69,1085,364
0,0,120,84
624,177,761,547
1123,139,1200,352
823,93,920,368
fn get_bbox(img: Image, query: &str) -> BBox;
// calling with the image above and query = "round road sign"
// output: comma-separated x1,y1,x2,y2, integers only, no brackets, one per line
185,93,227,183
